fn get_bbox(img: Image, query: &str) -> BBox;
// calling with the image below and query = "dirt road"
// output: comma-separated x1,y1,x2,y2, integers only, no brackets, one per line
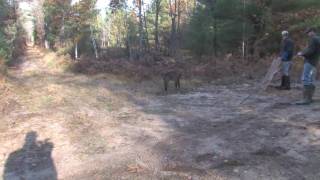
0,48,320,180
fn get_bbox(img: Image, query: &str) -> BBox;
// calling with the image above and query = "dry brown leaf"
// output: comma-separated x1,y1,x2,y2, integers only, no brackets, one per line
126,164,144,173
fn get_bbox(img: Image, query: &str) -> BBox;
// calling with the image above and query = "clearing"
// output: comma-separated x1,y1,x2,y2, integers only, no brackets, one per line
1,48,320,180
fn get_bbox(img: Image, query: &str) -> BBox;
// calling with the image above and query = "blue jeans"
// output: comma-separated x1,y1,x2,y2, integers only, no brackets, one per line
281,61,292,76
302,62,317,86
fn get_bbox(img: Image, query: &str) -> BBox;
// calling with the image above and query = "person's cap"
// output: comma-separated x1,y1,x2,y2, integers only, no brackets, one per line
305,27,316,34
281,31,289,36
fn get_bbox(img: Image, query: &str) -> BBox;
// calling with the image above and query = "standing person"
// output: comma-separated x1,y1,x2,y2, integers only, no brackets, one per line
296,28,320,105
277,31,294,90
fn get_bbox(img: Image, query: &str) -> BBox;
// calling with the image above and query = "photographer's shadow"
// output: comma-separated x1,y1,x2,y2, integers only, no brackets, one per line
3,131,57,180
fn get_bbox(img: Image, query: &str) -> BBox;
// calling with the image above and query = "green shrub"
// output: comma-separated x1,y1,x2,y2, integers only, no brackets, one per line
0,31,11,62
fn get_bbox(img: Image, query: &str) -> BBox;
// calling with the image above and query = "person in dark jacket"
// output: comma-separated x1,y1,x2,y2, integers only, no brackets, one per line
277,31,294,90
296,28,320,105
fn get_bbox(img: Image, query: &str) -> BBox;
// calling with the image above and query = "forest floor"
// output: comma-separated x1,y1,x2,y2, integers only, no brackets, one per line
1,47,320,180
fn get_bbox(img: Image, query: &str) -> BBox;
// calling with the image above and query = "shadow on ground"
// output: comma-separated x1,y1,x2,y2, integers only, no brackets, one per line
3,131,57,180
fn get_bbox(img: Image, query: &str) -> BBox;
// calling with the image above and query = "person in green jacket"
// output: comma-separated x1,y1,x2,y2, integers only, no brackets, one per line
297,28,320,105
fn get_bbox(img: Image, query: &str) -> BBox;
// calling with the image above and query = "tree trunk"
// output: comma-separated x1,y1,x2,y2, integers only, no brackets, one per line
44,24,49,49
170,18,176,55
213,14,217,57
34,0,46,47
211,2,217,57
169,0,177,56
45,40,50,49
102,28,107,48
154,0,161,51
59,12,66,48
90,26,99,59
242,0,247,61
138,0,144,56
177,0,181,35
75,42,78,59
144,11,149,52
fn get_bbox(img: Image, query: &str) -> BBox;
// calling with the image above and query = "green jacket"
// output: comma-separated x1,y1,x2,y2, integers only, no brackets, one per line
301,35,320,66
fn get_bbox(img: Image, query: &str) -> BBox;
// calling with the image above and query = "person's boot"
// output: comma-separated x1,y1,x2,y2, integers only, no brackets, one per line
276,76,285,90
310,84,316,103
283,76,291,90
296,85,313,105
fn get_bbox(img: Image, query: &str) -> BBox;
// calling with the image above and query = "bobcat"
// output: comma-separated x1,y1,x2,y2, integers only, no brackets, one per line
162,71,182,91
